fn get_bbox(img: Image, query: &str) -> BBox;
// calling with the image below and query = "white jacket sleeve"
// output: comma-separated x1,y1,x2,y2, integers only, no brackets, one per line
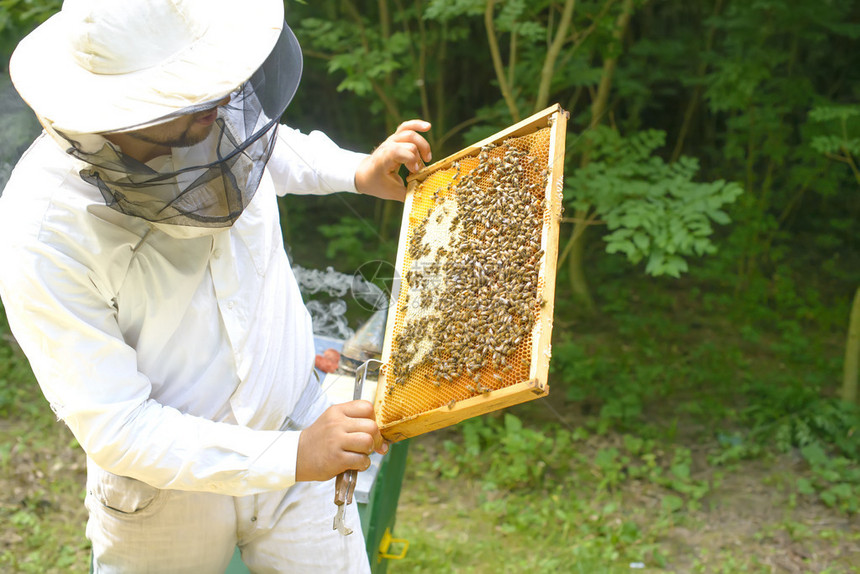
0,229,301,497
267,125,368,196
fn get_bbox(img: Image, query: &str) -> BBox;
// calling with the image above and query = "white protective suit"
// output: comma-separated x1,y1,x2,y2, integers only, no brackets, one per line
0,125,372,573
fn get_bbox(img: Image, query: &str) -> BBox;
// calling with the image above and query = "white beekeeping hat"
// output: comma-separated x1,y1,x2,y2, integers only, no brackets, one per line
9,0,298,135
8,0,305,230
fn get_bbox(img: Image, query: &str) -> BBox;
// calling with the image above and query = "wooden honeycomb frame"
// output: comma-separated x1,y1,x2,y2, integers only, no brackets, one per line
375,104,568,442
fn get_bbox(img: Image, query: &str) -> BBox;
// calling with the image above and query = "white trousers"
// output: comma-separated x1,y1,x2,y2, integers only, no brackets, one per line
86,467,370,573
86,378,371,573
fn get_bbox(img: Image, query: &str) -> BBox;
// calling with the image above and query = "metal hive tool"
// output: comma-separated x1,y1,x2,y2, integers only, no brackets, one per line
375,104,568,442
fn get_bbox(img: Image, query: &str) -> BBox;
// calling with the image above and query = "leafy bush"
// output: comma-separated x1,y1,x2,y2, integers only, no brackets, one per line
795,442,860,514
741,387,860,460
566,127,743,277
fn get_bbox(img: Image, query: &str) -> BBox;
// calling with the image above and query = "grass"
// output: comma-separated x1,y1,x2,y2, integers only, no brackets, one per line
0,256,859,572
0,343,89,573
384,265,860,573
391,423,859,573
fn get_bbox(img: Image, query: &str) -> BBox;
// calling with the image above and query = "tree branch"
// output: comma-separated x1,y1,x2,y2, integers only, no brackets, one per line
567,0,616,48
535,0,576,111
561,217,606,225
438,116,489,149
413,0,433,133
302,49,335,61
370,80,402,124
558,208,601,266
485,0,520,121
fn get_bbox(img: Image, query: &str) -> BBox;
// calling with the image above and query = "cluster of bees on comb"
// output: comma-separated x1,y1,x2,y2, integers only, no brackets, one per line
386,132,549,402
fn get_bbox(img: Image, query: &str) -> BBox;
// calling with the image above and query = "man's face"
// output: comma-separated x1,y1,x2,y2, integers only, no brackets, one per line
123,105,221,149
103,96,232,163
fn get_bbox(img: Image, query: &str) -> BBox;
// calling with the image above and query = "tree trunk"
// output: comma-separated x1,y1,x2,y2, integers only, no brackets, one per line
485,0,520,122
671,0,724,162
843,286,860,405
566,0,634,312
534,0,576,112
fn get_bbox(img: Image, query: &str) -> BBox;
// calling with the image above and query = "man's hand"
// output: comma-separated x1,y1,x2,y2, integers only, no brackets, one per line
296,400,388,482
355,119,432,202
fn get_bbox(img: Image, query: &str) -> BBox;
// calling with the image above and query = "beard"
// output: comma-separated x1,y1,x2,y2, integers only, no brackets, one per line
125,119,215,149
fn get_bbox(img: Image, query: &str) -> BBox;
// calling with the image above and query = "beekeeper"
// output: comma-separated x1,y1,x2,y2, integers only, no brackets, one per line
0,0,431,572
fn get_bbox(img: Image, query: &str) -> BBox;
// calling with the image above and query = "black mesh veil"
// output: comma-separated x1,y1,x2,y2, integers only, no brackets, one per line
61,23,302,228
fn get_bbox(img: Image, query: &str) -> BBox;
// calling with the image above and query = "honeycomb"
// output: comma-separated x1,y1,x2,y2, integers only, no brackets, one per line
378,126,554,426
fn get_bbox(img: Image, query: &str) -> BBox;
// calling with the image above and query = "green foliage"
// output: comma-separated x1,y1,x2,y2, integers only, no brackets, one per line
0,342,35,417
292,0,626,157
432,414,556,490
431,413,713,516
0,338,88,572
797,443,860,514
0,0,859,570
809,105,860,124
706,358,860,513
410,414,717,570
317,215,397,271
565,127,742,277
743,390,860,460
808,104,860,170
0,301,41,420
0,0,61,67
424,0,484,21
550,335,648,433
1,506,85,573
301,19,410,98
295,5,435,127
550,263,860,516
